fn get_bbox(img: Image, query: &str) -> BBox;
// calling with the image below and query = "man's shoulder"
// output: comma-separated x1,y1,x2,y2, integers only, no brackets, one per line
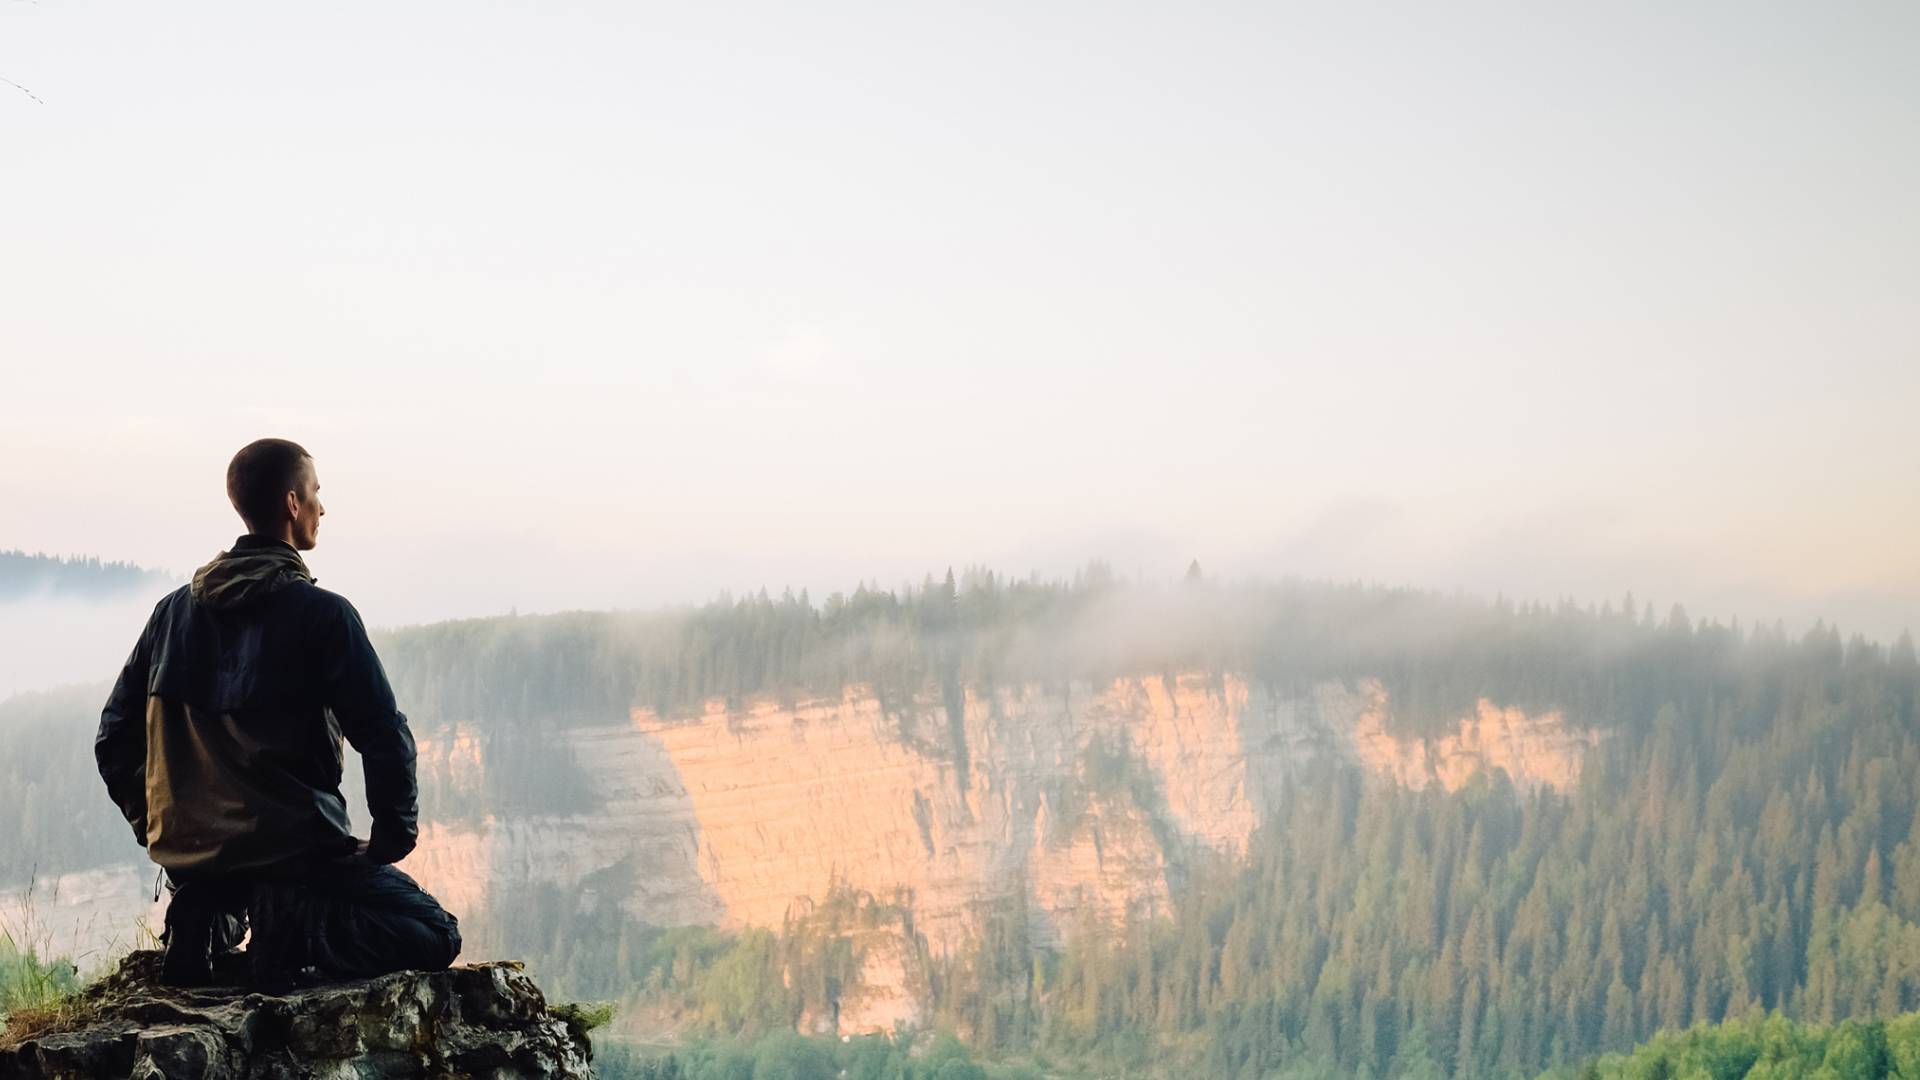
147,583,192,624
286,580,365,622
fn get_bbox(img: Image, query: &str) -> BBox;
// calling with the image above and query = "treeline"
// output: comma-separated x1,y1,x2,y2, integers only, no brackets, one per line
370,566,1876,820
494,609,1920,1078
377,566,1790,741
0,551,173,603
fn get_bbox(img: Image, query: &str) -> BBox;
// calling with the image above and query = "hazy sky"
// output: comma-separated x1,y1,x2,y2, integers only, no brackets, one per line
3,2,1916,663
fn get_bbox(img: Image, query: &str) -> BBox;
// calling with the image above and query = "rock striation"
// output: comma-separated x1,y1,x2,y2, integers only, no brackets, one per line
405,674,1600,960
0,951,594,1080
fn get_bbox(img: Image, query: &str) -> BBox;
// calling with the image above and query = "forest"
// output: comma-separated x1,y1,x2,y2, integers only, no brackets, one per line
495,596,1919,1077
1,566,1916,1077
586,1008,1920,1080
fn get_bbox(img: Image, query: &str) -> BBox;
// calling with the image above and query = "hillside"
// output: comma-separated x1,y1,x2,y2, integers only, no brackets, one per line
1,569,1915,1077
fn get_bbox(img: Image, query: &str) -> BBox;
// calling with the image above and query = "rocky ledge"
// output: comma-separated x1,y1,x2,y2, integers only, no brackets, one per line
0,951,595,1079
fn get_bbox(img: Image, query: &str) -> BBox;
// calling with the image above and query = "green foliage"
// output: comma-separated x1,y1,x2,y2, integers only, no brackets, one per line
489,881,923,1046
1554,1008,1920,1080
0,935,81,1034
593,1030,1016,1080
552,999,616,1033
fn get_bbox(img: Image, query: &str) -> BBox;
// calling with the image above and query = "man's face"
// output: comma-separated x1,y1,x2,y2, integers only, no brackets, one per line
289,460,325,550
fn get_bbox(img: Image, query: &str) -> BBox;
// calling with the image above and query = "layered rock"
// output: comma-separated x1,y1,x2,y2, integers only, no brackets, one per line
1351,690,1601,793
403,674,1598,960
0,951,594,1080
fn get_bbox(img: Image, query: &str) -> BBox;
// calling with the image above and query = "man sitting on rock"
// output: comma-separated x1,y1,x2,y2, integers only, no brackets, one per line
95,437,462,988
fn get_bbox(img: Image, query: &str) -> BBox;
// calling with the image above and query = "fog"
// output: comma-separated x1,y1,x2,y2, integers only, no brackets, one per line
3,1,1916,698
0,594,166,702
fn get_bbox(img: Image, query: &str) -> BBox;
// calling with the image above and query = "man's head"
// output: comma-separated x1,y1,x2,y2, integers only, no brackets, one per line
226,438,324,550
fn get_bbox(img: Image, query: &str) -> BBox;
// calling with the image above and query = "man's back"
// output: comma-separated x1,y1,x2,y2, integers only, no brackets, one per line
97,535,419,879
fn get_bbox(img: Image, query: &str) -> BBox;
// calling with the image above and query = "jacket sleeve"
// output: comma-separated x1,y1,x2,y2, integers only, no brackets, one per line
321,596,420,864
96,615,154,847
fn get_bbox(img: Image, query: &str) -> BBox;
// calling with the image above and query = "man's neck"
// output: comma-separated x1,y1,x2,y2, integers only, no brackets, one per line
240,526,299,549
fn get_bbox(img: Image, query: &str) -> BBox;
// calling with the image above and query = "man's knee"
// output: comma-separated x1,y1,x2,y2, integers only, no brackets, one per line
367,865,460,966
419,912,461,970
316,863,462,976
390,895,460,971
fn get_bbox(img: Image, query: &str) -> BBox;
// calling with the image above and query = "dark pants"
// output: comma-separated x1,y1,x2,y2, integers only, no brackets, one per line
167,857,461,982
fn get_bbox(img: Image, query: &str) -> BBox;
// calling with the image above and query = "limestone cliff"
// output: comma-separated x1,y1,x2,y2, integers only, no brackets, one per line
403,677,1596,993
1350,689,1601,793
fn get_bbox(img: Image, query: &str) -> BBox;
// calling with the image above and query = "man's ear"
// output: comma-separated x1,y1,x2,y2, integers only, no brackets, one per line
284,488,300,521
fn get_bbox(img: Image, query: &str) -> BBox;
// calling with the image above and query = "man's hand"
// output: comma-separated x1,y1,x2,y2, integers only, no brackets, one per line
363,823,417,865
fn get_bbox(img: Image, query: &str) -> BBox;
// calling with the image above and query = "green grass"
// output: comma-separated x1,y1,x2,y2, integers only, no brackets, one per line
0,874,123,1048
0,931,84,1048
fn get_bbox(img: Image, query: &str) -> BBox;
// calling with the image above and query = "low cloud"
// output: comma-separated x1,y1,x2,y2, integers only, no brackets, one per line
0,595,159,702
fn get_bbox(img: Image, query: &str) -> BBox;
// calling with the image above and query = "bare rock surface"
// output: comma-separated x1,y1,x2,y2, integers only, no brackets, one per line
408,674,1598,956
0,950,594,1079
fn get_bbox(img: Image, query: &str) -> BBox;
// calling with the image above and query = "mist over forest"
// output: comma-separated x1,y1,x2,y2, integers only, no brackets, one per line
4,557,1919,1077
0,552,179,700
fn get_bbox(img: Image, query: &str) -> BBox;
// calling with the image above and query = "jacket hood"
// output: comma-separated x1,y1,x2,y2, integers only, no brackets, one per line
190,536,315,610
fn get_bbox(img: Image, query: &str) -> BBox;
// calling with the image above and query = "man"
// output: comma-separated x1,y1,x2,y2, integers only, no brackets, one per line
96,438,460,988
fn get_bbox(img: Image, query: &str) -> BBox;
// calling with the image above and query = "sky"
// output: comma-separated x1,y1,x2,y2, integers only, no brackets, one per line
2,1,1917,685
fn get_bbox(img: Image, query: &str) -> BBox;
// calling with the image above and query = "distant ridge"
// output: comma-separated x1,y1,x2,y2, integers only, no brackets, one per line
0,550,176,603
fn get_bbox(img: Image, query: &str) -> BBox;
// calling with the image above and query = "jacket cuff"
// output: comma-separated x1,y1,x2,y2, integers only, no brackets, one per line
366,821,419,864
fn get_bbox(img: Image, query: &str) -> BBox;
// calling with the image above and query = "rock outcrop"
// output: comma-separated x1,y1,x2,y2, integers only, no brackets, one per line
0,951,594,1080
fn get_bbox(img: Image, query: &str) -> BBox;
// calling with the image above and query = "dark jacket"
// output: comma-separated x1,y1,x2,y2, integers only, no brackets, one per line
95,535,419,879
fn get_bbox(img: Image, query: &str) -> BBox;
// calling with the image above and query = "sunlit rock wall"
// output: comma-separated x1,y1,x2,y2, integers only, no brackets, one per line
404,674,1599,959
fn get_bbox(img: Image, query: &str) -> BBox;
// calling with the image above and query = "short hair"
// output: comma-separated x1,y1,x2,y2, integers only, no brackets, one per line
226,438,312,529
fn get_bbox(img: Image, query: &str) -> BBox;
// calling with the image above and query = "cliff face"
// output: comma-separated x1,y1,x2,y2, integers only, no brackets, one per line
404,675,1597,963
1350,690,1600,793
